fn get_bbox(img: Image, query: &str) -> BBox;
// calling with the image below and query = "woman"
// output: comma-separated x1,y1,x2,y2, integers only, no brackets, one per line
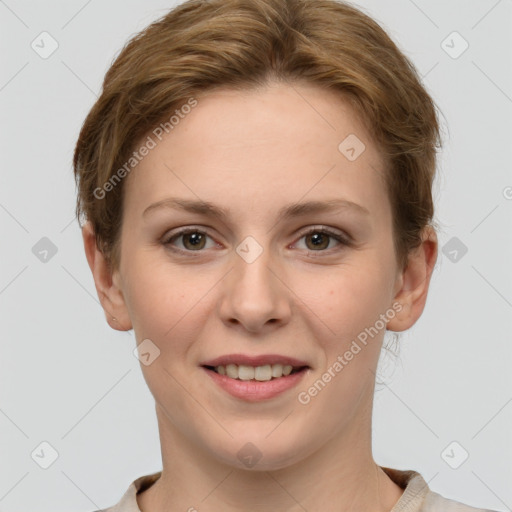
74,0,498,510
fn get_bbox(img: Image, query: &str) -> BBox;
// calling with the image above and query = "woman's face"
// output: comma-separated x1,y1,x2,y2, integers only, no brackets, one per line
109,82,410,469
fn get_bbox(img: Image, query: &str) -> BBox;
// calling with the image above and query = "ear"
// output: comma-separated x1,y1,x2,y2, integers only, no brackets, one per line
82,221,132,331
387,226,438,332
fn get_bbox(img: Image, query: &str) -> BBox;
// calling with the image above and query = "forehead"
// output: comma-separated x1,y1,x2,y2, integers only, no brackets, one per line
123,82,388,220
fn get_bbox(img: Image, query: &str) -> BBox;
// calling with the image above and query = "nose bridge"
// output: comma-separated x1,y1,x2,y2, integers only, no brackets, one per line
218,236,291,331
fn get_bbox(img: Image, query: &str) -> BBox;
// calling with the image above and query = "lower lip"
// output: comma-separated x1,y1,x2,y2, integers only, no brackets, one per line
202,367,309,402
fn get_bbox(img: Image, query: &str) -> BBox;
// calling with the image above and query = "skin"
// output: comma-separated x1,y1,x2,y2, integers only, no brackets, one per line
83,81,437,512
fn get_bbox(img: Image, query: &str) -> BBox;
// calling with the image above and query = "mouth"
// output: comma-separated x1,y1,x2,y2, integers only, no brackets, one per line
202,363,309,381
199,354,311,401
200,360,311,402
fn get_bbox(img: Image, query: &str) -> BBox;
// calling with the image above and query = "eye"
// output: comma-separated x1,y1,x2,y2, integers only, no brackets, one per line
294,227,348,252
163,228,217,252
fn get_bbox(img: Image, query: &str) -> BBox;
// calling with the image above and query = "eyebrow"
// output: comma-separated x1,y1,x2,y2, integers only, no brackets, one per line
142,197,370,220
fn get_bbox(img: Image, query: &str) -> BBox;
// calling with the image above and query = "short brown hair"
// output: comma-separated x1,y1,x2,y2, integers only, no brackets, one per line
73,0,442,272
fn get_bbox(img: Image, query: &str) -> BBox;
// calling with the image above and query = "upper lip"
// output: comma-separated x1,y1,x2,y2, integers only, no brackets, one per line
201,354,310,368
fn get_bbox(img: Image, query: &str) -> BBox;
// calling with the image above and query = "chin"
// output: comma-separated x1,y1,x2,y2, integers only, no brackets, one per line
202,430,314,472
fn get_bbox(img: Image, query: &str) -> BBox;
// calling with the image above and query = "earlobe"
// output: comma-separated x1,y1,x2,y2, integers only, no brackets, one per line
81,221,132,331
387,227,438,332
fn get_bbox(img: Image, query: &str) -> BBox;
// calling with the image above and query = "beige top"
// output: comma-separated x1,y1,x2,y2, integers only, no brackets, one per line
94,466,497,512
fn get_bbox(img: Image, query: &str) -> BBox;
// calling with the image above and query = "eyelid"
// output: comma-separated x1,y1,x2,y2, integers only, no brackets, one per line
162,224,352,254
162,226,220,253
292,225,352,246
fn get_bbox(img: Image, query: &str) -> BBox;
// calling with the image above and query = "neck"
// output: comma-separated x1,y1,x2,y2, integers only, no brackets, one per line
137,402,404,512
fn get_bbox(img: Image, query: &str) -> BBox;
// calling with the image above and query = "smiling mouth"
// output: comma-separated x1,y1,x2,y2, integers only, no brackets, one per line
203,364,308,381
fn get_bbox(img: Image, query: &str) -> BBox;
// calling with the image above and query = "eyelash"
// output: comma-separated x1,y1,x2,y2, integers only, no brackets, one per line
162,226,351,256
295,227,351,253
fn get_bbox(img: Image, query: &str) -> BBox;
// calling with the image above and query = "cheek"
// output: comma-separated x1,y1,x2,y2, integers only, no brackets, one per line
293,264,393,418
291,256,395,365
122,254,207,343
304,265,391,328
123,259,212,393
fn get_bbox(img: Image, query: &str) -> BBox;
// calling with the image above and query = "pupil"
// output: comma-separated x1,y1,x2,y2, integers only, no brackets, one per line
307,232,328,250
185,232,205,249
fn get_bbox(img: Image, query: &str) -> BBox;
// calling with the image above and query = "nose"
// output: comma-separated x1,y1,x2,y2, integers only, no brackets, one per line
217,245,292,333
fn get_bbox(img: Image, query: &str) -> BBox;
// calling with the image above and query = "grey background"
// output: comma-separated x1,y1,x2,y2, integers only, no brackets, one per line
1,0,511,511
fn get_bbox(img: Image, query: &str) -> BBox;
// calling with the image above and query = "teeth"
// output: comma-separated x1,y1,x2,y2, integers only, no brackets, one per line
214,363,297,381
254,365,272,381
226,364,238,379
272,364,283,378
282,365,293,376
238,365,254,381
